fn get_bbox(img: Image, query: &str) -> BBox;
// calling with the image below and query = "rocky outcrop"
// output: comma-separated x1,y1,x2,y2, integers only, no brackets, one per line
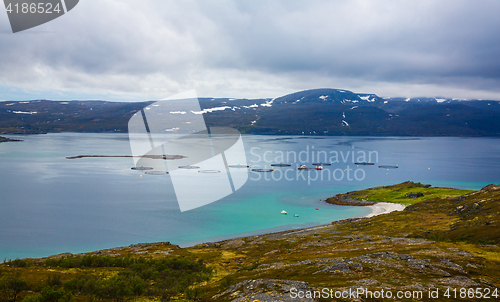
405,192,424,198
325,193,375,206
212,279,317,302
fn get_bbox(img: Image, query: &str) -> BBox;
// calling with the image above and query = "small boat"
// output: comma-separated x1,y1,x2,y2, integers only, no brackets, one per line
294,214,299,217
251,168,274,172
316,165,323,170
298,165,307,170
281,210,288,215
355,162,375,166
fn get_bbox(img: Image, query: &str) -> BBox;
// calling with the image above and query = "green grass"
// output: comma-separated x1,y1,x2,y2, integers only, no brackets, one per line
348,181,474,206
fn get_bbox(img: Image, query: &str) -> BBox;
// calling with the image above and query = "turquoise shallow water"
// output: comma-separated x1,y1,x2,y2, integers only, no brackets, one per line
0,134,499,260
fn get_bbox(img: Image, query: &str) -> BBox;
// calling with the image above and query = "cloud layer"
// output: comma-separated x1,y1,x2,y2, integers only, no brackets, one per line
1,0,499,101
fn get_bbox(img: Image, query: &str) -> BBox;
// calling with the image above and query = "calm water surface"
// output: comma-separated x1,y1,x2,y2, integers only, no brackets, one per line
1,133,499,260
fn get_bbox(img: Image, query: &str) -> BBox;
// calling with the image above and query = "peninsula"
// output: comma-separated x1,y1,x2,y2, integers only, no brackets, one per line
0,136,21,142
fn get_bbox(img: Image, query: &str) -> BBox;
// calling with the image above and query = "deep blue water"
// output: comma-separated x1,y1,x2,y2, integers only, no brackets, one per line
1,134,499,260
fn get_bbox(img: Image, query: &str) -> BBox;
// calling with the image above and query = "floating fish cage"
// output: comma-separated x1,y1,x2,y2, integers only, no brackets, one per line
198,170,221,173
144,171,169,175
228,165,250,168
131,166,153,171
178,165,200,169
251,168,274,172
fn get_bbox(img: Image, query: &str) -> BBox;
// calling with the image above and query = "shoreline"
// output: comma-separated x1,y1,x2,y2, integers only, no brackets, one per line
35,201,406,260
364,201,406,218
0,135,22,142
190,201,406,247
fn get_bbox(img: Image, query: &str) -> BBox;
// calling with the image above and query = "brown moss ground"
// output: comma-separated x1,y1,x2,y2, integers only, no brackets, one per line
1,182,499,302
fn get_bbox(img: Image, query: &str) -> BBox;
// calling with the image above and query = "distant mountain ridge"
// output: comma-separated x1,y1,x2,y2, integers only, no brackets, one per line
1,88,500,136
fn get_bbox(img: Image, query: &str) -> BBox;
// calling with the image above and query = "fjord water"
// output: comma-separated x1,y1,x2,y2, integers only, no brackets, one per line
1,134,499,260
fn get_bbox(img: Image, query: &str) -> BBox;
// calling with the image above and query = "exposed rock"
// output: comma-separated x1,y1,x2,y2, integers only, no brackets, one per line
390,237,434,245
263,250,279,256
221,239,246,249
325,193,376,206
349,263,364,271
316,259,352,274
438,260,466,274
213,279,317,302
257,262,288,270
438,276,479,287
351,279,378,285
407,259,451,277
405,192,424,198
257,259,315,271
356,251,413,261
478,278,496,287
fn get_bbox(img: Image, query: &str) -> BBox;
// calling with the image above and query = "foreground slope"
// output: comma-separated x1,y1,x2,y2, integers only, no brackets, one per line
1,182,499,301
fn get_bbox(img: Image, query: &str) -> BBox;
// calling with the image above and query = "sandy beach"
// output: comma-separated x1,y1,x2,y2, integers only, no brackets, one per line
365,202,406,218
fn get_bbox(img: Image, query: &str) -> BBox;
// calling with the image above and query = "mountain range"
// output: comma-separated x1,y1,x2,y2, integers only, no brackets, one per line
1,88,500,136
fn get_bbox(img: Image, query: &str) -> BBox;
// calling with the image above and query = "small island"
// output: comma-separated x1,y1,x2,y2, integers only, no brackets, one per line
1,182,498,301
0,135,21,143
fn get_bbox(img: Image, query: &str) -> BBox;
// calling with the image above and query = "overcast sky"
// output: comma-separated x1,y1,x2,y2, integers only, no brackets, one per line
1,0,499,101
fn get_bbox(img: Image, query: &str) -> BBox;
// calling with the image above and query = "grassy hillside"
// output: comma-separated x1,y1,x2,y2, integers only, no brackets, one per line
1,182,499,301
326,181,474,206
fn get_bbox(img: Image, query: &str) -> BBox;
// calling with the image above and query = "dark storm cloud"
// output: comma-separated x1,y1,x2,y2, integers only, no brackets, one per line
0,0,499,100
202,0,500,84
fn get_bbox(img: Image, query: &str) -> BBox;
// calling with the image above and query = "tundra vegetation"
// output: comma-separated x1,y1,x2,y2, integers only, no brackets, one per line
1,181,499,301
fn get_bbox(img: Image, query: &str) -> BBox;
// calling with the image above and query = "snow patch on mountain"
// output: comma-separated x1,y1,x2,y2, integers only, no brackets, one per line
13,111,37,114
260,99,274,107
359,95,375,102
191,106,232,114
